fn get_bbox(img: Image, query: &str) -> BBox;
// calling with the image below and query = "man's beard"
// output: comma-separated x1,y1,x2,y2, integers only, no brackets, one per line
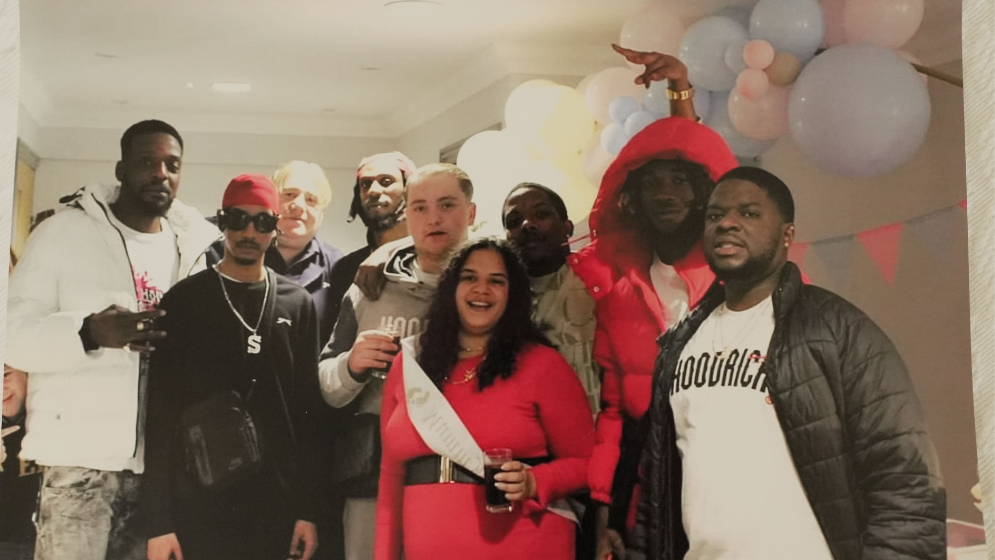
360,203,405,234
707,240,779,285
137,197,173,217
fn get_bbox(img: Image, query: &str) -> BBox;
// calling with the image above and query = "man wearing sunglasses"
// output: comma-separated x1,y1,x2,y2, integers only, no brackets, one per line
5,120,221,560
141,174,327,560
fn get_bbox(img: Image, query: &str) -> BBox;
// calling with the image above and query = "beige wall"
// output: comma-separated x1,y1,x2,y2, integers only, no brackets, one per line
27,128,398,255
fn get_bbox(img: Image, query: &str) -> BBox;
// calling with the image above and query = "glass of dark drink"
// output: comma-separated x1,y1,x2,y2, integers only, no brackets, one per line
370,327,401,380
484,448,513,513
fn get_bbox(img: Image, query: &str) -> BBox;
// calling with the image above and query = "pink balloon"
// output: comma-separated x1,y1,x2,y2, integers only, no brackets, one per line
728,85,790,140
743,40,776,70
843,0,924,50
821,0,847,47
736,68,770,101
584,67,646,125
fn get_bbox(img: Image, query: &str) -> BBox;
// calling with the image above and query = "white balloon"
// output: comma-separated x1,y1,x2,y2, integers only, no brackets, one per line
788,44,931,176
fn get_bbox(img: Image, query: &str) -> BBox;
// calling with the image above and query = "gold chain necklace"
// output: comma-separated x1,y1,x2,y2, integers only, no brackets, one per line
449,367,477,385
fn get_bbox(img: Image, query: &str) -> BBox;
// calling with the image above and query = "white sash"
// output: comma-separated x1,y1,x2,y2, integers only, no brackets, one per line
401,337,578,523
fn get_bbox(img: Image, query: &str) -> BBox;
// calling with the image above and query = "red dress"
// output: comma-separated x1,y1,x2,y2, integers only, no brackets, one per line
374,344,595,560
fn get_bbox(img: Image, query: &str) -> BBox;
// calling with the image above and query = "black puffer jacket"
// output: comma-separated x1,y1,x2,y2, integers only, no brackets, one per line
628,262,946,560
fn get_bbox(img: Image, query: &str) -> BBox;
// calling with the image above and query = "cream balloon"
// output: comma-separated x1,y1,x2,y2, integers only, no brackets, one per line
545,152,599,224
581,134,616,188
505,80,595,156
843,0,924,50
728,85,791,140
619,3,686,69
457,131,538,238
765,51,803,86
584,67,646,125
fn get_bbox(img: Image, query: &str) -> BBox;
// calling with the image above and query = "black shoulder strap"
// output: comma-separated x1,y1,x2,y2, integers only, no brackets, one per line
258,270,297,448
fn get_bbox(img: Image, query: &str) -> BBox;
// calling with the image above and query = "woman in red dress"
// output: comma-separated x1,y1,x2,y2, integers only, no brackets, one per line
375,238,595,560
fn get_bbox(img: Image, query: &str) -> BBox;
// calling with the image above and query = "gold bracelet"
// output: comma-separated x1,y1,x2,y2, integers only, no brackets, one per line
667,86,694,101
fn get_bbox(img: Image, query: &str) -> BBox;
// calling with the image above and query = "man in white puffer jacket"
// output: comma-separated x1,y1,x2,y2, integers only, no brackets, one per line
5,120,221,560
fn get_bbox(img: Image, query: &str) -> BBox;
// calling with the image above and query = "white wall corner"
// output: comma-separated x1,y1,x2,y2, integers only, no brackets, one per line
386,44,512,137
18,63,54,128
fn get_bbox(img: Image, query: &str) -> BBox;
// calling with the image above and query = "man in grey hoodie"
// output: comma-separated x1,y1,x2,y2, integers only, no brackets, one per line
317,163,476,560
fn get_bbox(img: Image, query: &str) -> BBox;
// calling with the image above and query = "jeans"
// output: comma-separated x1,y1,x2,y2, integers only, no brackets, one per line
34,467,145,560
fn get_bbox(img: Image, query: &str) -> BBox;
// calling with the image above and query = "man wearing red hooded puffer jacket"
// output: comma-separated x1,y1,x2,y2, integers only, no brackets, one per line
570,114,738,559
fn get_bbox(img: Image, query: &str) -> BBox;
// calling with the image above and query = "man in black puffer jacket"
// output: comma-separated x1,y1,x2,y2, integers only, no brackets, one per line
628,166,945,560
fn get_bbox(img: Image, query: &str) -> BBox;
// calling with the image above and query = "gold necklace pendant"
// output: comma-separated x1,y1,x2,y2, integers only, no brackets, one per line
450,367,477,385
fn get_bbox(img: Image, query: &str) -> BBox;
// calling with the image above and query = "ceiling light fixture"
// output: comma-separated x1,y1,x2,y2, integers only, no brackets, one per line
212,82,251,93
383,0,443,15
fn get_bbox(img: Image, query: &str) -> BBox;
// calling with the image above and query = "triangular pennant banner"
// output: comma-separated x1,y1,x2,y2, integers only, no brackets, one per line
788,242,809,266
810,236,855,291
959,199,967,212
856,223,904,285
907,206,962,264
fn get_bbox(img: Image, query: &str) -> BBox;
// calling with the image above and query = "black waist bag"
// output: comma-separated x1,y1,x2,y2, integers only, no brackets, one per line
177,269,290,492
179,389,263,491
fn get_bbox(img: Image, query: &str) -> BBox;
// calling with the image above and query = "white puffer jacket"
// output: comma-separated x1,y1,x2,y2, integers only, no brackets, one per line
6,183,221,472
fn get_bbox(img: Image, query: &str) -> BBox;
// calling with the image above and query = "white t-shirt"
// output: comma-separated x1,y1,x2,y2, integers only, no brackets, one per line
108,212,179,311
649,254,690,329
670,296,833,560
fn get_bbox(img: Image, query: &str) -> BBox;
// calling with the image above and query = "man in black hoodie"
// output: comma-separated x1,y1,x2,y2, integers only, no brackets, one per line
141,174,326,560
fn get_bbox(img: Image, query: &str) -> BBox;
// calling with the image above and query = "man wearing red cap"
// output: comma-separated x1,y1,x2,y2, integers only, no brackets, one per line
140,174,327,560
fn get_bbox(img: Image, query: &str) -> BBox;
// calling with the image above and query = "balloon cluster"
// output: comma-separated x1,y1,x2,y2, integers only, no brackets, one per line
457,0,931,231
586,0,930,177
456,80,599,237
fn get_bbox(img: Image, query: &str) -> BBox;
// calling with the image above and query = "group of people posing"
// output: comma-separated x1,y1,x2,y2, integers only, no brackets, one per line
2,49,946,560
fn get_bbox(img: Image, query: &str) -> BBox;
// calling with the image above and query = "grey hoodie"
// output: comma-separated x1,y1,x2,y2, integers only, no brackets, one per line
317,242,437,415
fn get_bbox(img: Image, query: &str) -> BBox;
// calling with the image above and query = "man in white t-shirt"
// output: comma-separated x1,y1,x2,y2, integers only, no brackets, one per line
6,120,221,560
630,167,946,560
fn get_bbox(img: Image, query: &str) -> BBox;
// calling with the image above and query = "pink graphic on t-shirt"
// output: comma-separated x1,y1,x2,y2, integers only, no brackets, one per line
134,269,166,311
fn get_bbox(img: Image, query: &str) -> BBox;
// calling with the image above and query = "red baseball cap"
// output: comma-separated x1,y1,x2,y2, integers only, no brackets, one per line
222,174,280,213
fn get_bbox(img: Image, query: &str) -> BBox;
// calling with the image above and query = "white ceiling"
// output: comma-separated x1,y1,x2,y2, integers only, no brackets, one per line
19,0,961,138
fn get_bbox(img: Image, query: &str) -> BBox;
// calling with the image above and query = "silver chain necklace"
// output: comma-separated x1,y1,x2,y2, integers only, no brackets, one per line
711,298,772,358
215,265,269,355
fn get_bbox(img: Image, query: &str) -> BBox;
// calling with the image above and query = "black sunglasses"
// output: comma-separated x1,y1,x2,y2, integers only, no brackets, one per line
217,208,280,234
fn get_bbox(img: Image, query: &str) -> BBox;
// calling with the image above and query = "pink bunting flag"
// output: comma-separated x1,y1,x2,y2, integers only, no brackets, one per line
959,199,968,211
856,223,904,285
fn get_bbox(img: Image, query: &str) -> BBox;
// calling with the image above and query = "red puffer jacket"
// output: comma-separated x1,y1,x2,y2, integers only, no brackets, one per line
570,117,738,504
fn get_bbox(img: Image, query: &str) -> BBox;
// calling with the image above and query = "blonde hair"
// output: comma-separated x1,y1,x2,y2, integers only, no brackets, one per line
405,163,474,202
272,160,332,209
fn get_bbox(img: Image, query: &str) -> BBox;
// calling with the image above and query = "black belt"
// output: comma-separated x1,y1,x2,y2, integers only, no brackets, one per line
404,455,551,486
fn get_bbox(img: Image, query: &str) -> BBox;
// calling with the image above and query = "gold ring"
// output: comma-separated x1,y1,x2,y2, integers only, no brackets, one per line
136,321,146,332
